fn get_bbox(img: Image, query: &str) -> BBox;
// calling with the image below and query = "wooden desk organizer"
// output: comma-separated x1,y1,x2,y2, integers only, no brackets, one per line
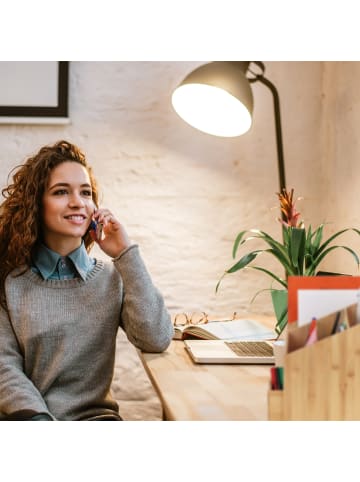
268,306,360,420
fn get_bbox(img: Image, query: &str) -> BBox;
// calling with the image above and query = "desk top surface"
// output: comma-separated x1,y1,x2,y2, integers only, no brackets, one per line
140,315,275,421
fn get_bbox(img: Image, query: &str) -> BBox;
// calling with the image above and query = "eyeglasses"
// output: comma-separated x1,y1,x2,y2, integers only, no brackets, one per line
174,311,237,327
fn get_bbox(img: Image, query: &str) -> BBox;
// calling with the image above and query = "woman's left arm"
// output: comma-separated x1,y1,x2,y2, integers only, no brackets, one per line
113,245,174,352
93,208,174,352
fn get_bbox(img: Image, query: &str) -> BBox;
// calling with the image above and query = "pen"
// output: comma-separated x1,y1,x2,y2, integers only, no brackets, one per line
331,311,341,335
305,317,318,346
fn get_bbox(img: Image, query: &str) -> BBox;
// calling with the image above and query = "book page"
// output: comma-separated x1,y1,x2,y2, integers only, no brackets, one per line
189,319,276,341
173,325,186,340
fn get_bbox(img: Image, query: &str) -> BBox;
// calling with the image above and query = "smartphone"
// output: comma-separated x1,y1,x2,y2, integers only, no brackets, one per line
89,219,104,240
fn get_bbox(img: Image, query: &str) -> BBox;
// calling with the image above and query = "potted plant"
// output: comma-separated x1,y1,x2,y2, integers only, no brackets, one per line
216,189,360,335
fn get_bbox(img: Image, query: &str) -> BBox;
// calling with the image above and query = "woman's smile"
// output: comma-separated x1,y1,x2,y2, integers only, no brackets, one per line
64,214,88,224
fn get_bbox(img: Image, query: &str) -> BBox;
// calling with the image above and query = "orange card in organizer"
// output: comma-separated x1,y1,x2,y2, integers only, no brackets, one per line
287,275,360,325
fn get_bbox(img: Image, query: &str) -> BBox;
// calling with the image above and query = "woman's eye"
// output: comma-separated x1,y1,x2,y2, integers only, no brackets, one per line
53,189,68,195
82,190,92,197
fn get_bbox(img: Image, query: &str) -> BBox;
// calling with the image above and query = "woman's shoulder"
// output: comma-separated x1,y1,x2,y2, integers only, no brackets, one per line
88,259,122,281
6,265,30,280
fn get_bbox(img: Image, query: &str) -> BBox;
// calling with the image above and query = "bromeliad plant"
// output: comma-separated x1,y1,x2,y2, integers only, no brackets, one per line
216,188,360,335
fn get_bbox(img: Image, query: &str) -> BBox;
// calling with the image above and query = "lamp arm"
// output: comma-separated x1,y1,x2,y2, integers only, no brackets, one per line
251,74,286,193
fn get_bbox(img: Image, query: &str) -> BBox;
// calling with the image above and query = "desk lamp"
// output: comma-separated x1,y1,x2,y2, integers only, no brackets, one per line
171,61,286,193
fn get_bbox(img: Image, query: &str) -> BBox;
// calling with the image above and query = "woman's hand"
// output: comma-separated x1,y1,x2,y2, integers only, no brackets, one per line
90,208,131,258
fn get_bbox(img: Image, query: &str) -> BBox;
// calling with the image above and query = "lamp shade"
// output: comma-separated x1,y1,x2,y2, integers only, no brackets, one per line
172,61,253,137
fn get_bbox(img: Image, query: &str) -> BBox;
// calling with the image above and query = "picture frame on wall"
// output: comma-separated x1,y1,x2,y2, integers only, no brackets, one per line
0,61,69,124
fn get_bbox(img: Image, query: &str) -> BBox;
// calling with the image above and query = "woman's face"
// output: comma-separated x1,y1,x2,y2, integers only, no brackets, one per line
41,161,95,254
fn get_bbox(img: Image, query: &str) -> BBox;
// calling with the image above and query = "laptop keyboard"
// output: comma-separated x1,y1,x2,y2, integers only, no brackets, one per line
225,341,274,357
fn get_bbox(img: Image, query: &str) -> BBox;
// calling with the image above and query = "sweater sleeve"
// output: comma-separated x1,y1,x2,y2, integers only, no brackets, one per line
113,245,174,352
0,305,55,419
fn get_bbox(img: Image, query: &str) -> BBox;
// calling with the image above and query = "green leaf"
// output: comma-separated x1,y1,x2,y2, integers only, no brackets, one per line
239,235,264,245
311,224,324,253
254,230,293,271
257,230,289,255
282,226,291,248
275,311,288,336
271,289,288,319
250,266,288,288
305,225,312,247
303,256,318,276
316,228,360,257
249,287,274,304
232,231,247,259
313,245,360,268
304,226,315,269
290,227,306,271
226,250,263,273
267,248,296,275
215,273,226,293
271,289,288,335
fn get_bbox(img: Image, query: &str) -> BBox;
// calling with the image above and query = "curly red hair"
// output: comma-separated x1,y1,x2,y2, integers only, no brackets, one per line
0,140,99,310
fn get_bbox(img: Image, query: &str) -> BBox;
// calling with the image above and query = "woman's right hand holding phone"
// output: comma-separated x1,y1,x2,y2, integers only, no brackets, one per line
90,207,132,258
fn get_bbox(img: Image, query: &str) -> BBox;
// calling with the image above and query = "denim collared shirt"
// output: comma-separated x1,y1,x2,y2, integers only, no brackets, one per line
31,242,96,281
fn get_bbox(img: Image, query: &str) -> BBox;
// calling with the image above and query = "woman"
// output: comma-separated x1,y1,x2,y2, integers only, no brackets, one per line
0,140,173,421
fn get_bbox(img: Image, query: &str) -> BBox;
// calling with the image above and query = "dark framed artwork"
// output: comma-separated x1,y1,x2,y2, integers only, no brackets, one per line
0,61,69,123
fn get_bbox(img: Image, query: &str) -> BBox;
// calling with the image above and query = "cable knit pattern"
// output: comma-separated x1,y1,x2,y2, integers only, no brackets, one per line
0,245,173,420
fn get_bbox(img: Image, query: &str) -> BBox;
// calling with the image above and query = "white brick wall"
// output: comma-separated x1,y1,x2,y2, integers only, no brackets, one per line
0,61,358,319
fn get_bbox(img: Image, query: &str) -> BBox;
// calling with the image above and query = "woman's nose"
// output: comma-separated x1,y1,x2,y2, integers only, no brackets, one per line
68,192,85,207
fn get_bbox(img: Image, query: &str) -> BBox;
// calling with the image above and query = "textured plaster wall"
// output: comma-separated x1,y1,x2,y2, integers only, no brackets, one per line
318,61,360,276
0,61,330,317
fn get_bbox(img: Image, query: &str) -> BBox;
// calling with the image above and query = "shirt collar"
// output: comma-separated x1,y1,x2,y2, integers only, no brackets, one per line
32,242,93,281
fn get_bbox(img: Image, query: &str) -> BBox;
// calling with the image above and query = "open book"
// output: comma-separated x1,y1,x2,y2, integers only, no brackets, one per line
173,317,276,341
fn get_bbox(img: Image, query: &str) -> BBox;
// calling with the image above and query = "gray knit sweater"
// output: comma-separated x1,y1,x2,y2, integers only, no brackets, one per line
0,245,173,420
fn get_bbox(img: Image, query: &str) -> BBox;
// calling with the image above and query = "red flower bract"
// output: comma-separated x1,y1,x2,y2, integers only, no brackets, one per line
277,188,303,228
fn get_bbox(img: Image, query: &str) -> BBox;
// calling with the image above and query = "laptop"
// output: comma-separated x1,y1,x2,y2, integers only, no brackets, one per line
184,339,275,364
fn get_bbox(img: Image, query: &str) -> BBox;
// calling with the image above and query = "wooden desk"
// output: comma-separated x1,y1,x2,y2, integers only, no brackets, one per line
140,315,276,421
